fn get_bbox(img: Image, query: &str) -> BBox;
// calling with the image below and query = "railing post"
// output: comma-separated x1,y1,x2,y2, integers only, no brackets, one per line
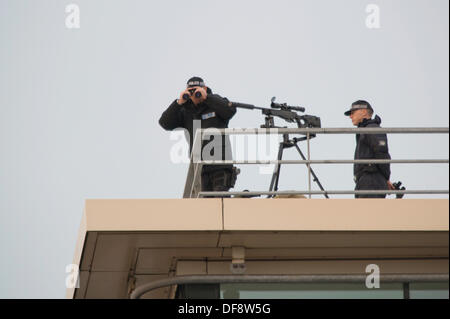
191,129,203,198
307,130,312,199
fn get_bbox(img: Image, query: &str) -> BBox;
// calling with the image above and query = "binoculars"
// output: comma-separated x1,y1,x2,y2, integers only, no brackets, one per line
183,88,202,100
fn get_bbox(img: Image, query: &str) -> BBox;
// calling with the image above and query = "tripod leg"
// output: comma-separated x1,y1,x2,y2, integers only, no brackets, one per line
268,142,284,195
293,143,329,199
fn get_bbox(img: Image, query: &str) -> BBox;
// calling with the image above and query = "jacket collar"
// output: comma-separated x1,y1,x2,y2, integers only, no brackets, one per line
358,115,382,127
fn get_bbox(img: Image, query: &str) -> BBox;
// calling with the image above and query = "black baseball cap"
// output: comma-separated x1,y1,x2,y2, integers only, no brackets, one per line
344,100,374,116
187,76,206,88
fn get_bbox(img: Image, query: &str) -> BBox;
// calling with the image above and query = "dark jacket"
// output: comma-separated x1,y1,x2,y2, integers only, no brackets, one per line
354,115,391,181
159,92,236,173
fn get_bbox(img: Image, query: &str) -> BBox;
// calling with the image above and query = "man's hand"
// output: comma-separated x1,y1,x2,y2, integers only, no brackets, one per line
177,89,192,105
190,86,207,105
387,181,395,190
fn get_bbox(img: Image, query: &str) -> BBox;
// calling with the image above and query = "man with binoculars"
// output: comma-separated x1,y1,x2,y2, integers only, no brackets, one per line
159,77,238,194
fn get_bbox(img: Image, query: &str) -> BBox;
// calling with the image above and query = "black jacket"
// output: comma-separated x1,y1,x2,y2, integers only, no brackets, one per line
354,115,391,181
159,93,236,172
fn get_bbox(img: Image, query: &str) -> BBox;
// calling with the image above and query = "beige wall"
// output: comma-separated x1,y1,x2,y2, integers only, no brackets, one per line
68,198,449,298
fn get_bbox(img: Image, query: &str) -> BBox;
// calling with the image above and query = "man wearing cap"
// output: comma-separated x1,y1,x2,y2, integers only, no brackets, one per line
159,77,237,194
345,100,394,198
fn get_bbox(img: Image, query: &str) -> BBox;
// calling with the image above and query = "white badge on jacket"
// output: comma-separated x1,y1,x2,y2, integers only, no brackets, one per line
201,112,216,120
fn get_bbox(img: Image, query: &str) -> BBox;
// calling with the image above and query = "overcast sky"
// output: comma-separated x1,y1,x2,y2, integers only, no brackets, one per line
0,0,448,298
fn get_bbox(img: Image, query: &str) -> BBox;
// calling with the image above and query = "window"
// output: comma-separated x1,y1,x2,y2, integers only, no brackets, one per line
220,283,404,299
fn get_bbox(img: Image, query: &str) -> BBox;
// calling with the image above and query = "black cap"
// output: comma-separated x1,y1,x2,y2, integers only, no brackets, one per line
187,76,205,88
344,100,374,116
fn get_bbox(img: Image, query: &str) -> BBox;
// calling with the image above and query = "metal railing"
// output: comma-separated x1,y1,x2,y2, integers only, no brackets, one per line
183,127,449,198
130,273,449,299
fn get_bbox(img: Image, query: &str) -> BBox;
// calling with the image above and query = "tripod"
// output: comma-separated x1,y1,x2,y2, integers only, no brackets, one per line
264,119,329,199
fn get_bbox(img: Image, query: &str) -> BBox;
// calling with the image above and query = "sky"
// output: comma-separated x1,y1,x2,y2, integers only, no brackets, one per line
0,0,448,298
